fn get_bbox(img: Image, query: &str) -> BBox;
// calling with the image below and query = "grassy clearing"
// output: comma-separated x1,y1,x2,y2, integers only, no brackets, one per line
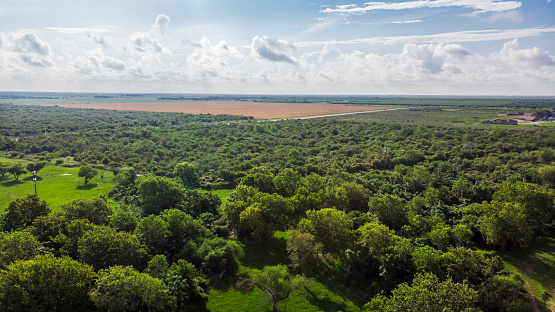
200,188,234,203
1,157,115,213
495,238,555,312
206,231,363,312
476,238,555,312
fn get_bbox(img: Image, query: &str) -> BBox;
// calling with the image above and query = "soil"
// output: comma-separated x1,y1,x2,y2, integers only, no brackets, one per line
36,102,392,119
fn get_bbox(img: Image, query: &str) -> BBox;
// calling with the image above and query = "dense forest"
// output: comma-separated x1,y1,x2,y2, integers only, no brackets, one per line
1,101,555,311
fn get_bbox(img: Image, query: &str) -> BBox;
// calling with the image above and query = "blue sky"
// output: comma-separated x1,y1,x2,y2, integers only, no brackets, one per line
0,0,554,95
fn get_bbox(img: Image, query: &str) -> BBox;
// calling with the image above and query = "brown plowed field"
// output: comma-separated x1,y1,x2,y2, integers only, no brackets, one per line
37,102,391,119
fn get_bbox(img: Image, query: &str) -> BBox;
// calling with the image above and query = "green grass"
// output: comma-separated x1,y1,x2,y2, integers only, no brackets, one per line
476,238,555,312
200,189,234,203
1,158,115,213
206,232,363,312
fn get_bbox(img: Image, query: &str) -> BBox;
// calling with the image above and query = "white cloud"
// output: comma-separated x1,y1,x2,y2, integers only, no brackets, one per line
322,0,522,14
251,36,298,64
46,27,112,34
102,56,126,71
498,39,555,68
0,31,54,67
297,27,555,46
383,20,425,24
152,14,170,35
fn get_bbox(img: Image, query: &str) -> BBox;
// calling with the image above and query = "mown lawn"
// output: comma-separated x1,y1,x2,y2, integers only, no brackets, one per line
206,231,363,312
1,158,115,212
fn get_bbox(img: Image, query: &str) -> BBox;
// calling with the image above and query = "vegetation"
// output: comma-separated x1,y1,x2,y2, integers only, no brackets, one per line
1,97,555,311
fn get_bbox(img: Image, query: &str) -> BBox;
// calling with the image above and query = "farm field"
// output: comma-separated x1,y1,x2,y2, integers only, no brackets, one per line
0,158,115,212
33,102,393,119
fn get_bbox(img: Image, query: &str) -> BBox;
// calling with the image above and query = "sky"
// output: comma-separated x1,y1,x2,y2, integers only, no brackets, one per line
0,0,554,95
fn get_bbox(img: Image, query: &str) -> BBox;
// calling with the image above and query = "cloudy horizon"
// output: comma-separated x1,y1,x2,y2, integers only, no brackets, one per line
0,0,554,95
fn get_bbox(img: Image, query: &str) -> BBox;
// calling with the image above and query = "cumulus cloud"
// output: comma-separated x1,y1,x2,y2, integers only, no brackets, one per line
0,32,54,67
102,56,126,71
152,14,170,35
91,35,110,49
322,0,522,14
401,43,470,73
498,39,555,68
251,36,298,64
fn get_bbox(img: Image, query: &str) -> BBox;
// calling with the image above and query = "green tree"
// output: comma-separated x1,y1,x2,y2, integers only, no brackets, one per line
109,209,138,232
479,201,533,249
90,266,176,312
0,162,11,177
368,194,407,231
274,168,301,197
492,181,555,233
0,231,42,268
173,162,199,187
61,197,112,225
286,230,321,275
78,164,98,185
356,222,403,259
0,254,96,312
137,175,184,215
25,162,46,175
365,272,479,312
239,193,294,240
134,215,170,256
298,208,353,255
6,163,26,181
78,226,147,270
166,259,209,310
237,264,309,312
3,194,50,230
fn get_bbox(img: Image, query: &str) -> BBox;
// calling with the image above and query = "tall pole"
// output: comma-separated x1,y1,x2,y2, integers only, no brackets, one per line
32,170,37,194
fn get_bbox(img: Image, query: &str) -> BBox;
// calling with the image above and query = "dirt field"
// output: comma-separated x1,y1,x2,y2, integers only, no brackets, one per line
37,102,392,119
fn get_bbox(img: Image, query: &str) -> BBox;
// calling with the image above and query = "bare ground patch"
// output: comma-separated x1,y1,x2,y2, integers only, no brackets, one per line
35,102,392,119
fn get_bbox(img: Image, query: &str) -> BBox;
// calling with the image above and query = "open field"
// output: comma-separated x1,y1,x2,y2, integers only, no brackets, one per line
33,102,393,119
0,158,115,213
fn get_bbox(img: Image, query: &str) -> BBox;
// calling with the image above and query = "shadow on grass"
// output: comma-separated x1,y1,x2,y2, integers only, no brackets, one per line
305,286,351,312
76,183,99,190
1,179,24,187
240,237,291,270
22,176,44,181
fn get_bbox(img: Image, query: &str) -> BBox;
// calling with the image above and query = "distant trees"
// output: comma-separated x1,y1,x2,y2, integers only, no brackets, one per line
174,162,198,187
78,165,98,185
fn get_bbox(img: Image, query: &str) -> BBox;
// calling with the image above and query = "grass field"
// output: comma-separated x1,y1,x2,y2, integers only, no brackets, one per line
1,158,115,213
475,238,555,312
206,231,363,312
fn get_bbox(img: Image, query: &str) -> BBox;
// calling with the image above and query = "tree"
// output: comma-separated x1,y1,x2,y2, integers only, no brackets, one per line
492,181,555,233
90,266,176,312
286,230,321,275
77,226,147,270
273,168,301,197
368,194,407,231
0,231,42,268
239,193,294,240
365,272,479,312
297,208,353,255
7,163,26,181
137,175,184,215
3,194,50,230
356,222,402,259
0,162,11,178
237,264,309,312
173,162,199,187
134,215,170,256
165,259,209,310
0,254,96,312
109,209,138,232
78,164,98,185
479,201,533,249
61,197,112,225
25,162,46,175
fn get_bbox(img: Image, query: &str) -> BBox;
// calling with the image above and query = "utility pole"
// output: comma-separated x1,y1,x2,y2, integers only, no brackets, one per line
32,170,37,194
